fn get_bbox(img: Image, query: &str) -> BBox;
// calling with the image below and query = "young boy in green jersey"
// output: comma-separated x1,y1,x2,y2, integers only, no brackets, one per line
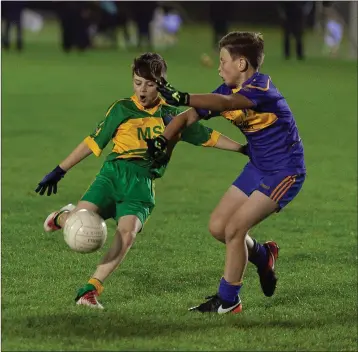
35,52,247,309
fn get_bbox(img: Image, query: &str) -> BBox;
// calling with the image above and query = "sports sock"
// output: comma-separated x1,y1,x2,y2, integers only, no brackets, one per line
248,238,268,270
218,277,242,304
88,278,104,295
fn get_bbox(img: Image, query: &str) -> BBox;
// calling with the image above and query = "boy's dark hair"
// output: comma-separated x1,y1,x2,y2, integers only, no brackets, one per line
219,32,264,70
132,52,167,80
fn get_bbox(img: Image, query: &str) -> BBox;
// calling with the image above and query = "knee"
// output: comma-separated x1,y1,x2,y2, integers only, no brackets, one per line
117,228,137,250
208,215,226,241
224,221,247,243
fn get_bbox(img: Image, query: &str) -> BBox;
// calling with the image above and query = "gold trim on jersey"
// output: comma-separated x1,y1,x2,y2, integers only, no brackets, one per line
231,76,271,94
245,77,270,91
221,109,278,133
130,95,167,115
223,77,276,132
84,136,102,156
202,130,221,147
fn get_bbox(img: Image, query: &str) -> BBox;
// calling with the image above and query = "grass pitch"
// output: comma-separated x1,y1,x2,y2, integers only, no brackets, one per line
1,24,357,351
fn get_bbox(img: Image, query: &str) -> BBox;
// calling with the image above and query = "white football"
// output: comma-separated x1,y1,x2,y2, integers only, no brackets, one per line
63,209,107,253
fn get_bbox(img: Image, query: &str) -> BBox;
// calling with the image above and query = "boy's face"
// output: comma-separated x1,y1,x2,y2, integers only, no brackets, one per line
133,73,159,107
218,48,246,87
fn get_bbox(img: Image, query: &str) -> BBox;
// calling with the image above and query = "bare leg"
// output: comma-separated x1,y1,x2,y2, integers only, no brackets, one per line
208,186,258,254
224,191,278,283
75,215,142,308
92,215,142,282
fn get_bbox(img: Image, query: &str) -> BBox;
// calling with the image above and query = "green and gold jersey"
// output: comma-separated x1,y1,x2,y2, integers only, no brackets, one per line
84,95,220,178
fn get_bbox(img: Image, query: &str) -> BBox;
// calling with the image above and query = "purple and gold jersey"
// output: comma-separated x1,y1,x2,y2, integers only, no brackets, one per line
196,72,306,174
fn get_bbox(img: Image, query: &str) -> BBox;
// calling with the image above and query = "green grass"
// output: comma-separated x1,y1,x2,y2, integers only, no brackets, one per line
1,24,357,351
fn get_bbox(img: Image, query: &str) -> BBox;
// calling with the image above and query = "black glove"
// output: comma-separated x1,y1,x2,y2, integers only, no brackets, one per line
156,78,190,106
146,135,168,159
241,144,249,156
35,165,66,196
151,152,170,170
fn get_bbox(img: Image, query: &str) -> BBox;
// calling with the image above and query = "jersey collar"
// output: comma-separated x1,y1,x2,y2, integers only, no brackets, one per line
131,95,166,115
231,72,260,93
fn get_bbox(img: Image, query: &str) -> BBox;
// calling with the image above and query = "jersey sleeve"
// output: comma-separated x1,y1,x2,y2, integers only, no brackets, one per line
238,78,278,107
84,101,126,156
180,121,221,147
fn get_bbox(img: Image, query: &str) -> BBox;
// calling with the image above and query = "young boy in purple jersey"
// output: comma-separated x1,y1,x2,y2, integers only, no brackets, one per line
146,31,306,314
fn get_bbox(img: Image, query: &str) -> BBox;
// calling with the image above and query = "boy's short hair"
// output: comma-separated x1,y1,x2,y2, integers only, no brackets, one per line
132,53,167,80
219,31,265,70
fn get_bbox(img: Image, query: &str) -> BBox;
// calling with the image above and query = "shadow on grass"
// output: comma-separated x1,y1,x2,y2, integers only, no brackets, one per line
3,307,356,342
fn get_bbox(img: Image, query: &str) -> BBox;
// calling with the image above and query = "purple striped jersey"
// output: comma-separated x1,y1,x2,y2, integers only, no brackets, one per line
196,72,306,174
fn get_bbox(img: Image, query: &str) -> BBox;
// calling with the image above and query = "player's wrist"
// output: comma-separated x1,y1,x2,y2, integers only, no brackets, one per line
157,134,168,142
183,93,190,106
156,135,168,149
56,165,67,174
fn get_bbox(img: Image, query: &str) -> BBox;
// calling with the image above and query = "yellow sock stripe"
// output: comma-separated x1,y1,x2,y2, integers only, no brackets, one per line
223,277,243,286
88,278,104,295
229,280,243,286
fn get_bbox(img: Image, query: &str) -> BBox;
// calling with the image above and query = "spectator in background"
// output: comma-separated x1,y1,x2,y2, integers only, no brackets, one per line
209,2,229,51
97,1,118,48
1,1,25,51
151,6,166,48
130,1,157,49
322,1,344,57
57,2,91,53
278,2,307,60
162,8,182,46
117,2,130,48
151,5,182,49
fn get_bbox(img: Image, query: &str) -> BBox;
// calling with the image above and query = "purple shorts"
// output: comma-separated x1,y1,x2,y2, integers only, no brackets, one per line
233,162,305,210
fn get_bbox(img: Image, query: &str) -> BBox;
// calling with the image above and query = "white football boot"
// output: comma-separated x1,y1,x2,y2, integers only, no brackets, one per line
76,289,104,310
43,203,75,232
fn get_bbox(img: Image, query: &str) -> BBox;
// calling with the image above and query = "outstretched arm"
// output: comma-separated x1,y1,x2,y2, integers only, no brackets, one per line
188,93,254,111
179,118,247,154
145,81,252,163
214,135,247,154
156,79,254,114
36,101,124,196
59,141,93,171
35,141,93,196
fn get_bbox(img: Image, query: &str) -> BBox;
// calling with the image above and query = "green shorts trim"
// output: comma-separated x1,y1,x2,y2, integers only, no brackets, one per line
81,159,155,225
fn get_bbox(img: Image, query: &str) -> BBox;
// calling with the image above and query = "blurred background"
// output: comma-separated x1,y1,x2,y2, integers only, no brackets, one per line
1,1,357,57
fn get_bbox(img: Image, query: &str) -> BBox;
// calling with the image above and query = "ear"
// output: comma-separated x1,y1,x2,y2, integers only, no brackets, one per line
237,57,249,72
